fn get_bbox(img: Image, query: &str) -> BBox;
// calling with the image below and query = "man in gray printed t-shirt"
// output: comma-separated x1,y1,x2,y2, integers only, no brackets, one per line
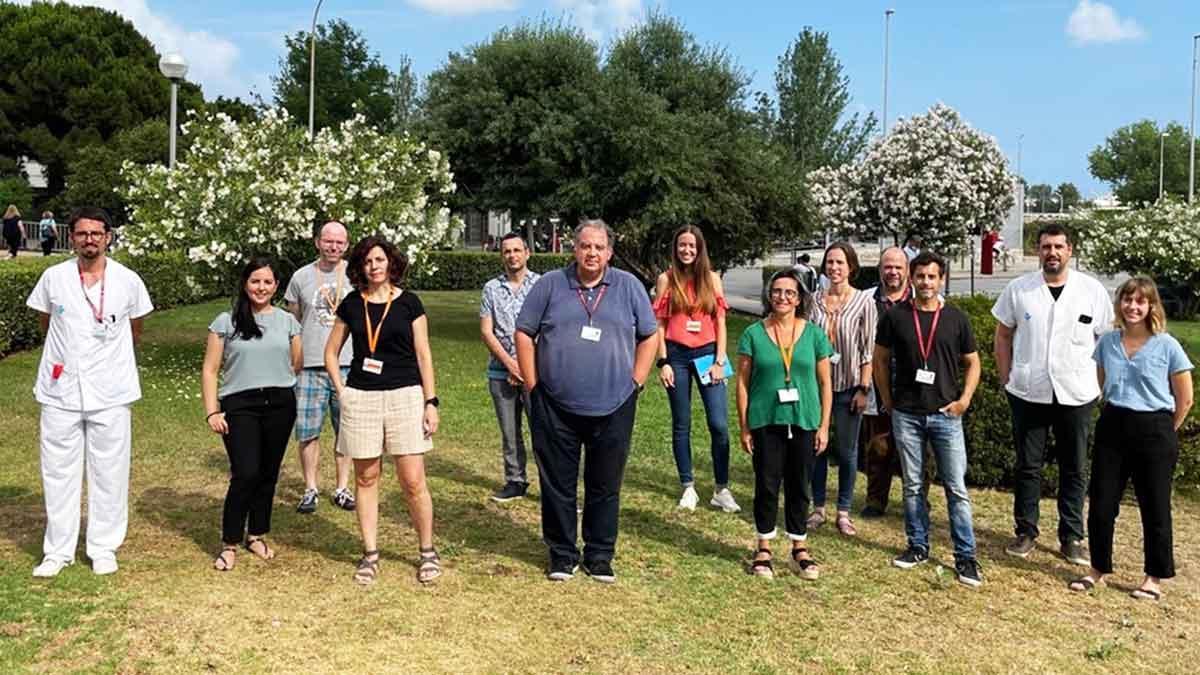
285,221,355,514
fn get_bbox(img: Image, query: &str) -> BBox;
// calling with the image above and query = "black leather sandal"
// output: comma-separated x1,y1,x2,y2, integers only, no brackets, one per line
791,547,819,580
750,547,774,579
354,550,381,586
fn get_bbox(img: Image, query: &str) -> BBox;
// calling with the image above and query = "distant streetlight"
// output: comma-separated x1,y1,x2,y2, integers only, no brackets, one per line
882,8,895,134
158,53,188,169
1160,131,1169,201
309,0,326,141
1190,33,1198,203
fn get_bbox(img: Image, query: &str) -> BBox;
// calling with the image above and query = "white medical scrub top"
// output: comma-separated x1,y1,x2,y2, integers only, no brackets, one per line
991,269,1113,406
26,257,154,412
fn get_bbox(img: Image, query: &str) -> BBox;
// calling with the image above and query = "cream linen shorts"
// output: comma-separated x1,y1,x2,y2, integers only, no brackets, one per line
337,385,432,458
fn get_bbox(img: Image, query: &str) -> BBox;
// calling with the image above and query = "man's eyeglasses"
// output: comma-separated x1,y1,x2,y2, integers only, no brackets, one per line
768,288,799,299
73,231,107,241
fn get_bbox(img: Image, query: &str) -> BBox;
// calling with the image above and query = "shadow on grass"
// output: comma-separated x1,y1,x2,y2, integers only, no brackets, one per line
0,485,43,561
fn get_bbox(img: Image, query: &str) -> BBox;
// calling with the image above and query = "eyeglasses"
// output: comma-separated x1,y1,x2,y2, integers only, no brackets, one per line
73,231,107,240
769,288,799,299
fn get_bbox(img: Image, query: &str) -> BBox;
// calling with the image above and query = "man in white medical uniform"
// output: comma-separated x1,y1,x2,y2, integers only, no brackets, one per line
26,206,153,577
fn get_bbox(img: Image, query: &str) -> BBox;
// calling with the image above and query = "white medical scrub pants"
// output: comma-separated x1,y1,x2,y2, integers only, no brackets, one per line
39,404,131,563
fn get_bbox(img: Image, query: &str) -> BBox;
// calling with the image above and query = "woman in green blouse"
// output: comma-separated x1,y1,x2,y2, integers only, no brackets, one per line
736,269,832,580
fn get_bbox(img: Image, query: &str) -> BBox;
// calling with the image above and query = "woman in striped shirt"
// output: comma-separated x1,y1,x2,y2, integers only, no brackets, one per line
807,242,877,535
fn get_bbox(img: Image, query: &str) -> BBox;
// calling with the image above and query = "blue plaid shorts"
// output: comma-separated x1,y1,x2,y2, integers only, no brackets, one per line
294,367,349,441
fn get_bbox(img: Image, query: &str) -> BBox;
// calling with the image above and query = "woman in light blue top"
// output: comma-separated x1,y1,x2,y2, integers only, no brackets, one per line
201,258,301,571
1069,277,1193,600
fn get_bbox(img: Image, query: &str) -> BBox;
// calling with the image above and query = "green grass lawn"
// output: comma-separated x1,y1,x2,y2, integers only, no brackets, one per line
1,292,1197,673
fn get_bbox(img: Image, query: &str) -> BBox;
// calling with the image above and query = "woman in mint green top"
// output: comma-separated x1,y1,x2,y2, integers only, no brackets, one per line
736,269,832,580
200,258,301,571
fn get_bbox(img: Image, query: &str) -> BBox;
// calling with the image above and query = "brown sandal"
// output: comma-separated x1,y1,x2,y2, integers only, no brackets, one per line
244,536,275,561
213,545,237,571
354,550,381,586
417,547,442,584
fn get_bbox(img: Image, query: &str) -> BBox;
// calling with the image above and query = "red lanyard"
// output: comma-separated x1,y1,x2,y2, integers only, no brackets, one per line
577,286,607,324
911,303,942,369
78,264,105,324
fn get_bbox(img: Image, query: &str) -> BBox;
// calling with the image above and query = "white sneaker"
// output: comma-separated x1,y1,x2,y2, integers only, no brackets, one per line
677,485,699,511
32,558,71,578
92,557,118,575
710,488,742,513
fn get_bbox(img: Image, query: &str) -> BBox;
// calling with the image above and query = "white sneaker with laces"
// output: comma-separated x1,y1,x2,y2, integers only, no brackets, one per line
32,558,71,578
92,557,118,575
710,488,741,513
677,485,699,511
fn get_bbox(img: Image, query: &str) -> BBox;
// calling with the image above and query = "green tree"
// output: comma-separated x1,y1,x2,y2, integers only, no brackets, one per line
59,119,169,224
273,19,394,133
422,20,602,219
206,96,259,124
590,13,808,281
758,27,877,175
0,2,202,200
1057,182,1082,211
1026,183,1054,213
1088,120,1193,205
0,175,34,217
389,55,420,134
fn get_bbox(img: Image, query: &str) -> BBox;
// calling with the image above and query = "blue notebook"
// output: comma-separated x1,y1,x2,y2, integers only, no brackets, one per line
692,353,734,385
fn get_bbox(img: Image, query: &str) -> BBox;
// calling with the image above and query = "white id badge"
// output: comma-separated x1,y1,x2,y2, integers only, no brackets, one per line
581,325,602,342
685,320,702,333
915,368,936,385
92,323,108,339
362,357,384,375
777,388,800,403
829,352,842,365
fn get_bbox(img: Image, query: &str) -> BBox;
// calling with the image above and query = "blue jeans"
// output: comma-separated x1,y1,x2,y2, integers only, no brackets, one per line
664,341,731,487
812,388,862,511
891,409,977,562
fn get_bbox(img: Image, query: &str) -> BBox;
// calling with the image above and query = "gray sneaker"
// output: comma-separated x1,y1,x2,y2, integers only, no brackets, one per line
1060,540,1090,566
1005,534,1036,558
297,488,319,514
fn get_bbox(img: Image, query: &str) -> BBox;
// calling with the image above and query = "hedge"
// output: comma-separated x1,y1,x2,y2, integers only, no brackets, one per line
0,252,223,358
407,251,572,291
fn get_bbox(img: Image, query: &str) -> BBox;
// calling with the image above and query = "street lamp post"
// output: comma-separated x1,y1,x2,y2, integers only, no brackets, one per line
882,8,895,134
308,0,326,141
1190,33,1198,203
158,53,189,169
1160,131,1168,201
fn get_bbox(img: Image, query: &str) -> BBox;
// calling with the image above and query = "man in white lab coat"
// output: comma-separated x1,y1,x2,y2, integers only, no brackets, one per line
992,222,1112,567
25,207,153,577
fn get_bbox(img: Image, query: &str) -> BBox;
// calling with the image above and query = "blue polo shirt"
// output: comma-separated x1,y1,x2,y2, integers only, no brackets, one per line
516,263,657,416
1093,331,1193,412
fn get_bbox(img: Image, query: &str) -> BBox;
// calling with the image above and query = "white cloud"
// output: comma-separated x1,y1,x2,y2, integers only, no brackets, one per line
11,0,243,97
1065,0,1146,45
557,0,644,42
405,0,519,15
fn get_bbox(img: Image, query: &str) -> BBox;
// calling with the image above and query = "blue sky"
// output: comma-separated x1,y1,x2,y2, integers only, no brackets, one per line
25,1,1200,197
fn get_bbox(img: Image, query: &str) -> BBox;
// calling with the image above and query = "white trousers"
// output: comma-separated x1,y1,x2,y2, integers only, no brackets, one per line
39,404,131,563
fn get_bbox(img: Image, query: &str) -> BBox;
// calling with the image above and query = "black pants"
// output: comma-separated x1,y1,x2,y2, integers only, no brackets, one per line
751,425,816,539
5,235,19,258
529,387,637,565
1008,392,1094,544
41,238,54,256
219,387,297,544
1088,404,1177,579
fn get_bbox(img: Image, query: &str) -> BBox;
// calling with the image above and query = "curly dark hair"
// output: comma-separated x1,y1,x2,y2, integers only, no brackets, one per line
346,235,408,290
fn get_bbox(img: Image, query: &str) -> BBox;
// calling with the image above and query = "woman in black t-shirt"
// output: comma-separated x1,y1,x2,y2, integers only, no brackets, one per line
324,235,442,585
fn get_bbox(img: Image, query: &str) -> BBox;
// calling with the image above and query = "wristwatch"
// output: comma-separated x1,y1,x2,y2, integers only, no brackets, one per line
656,357,669,368
424,397,440,408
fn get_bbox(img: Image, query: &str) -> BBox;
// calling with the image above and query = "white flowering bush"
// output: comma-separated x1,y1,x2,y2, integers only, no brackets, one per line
1078,199,1200,316
809,103,1014,257
119,108,459,273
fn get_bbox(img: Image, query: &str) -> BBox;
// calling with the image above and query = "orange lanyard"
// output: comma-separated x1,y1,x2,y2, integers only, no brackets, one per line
772,319,798,384
363,289,395,357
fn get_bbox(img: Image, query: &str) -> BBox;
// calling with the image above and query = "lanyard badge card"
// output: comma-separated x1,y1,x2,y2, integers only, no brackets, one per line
913,304,941,385
774,322,800,403
362,292,394,375
578,286,606,342
80,267,108,339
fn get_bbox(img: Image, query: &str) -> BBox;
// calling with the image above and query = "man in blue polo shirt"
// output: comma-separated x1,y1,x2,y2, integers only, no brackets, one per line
516,219,657,583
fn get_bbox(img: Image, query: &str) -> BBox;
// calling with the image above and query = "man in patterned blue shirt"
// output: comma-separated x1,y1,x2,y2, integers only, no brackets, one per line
480,232,542,502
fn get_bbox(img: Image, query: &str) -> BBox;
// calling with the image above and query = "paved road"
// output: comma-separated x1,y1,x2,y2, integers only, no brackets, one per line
722,260,1127,316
